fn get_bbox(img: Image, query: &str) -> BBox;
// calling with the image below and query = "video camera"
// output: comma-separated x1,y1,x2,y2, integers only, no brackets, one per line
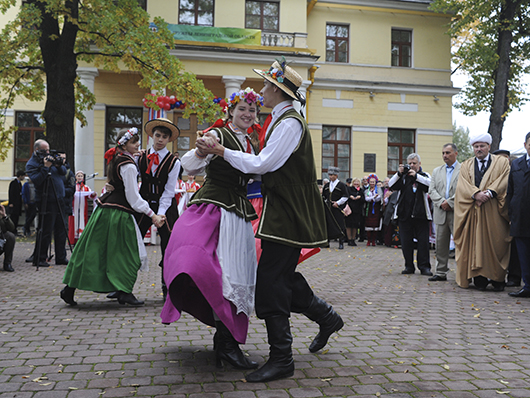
37,149,65,167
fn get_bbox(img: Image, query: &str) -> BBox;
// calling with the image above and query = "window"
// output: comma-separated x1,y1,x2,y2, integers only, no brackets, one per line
179,0,214,26
322,126,351,180
245,1,279,32
326,24,349,63
105,107,143,172
391,29,412,67
14,112,45,175
387,128,415,176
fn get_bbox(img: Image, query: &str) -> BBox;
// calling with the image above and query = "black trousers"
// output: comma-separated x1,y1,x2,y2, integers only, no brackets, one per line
2,230,16,265
24,203,37,234
35,200,68,262
398,218,431,272
255,240,314,319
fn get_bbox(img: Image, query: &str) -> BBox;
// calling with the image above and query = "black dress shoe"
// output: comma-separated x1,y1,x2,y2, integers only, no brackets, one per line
3,263,14,272
428,275,447,281
32,261,50,268
117,292,144,306
25,255,34,263
491,282,506,292
508,288,530,298
401,269,414,274
55,259,69,265
420,270,433,276
106,291,119,299
506,280,521,288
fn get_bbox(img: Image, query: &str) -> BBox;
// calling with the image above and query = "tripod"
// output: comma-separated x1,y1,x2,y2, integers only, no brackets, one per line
32,172,73,270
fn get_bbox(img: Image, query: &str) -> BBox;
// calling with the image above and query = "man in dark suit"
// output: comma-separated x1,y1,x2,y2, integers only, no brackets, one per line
8,170,25,234
428,144,460,281
322,166,349,249
507,132,530,298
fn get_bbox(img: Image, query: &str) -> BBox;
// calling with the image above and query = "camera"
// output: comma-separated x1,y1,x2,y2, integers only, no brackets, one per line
37,149,65,167
402,164,411,174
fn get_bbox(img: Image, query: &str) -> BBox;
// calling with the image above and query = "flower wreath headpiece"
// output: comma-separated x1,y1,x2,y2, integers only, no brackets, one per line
104,127,139,162
367,173,379,182
227,87,264,108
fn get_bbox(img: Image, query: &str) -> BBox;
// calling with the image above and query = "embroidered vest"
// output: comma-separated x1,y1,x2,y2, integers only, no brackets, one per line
138,151,178,208
189,126,258,222
258,109,327,247
98,154,137,214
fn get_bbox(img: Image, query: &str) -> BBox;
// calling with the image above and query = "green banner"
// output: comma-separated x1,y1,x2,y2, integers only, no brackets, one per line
151,23,261,45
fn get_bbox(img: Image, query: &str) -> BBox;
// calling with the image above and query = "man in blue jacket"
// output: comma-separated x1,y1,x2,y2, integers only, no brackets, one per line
25,139,68,267
507,132,530,298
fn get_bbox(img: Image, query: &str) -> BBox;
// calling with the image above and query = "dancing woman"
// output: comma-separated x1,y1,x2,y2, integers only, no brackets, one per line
61,128,164,306
161,88,262,369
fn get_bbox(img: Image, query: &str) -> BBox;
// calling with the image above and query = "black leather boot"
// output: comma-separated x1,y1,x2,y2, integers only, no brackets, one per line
215,321,258,369
338,238,344,250
60,286,77,306
303,295,344,353
246,315,294,382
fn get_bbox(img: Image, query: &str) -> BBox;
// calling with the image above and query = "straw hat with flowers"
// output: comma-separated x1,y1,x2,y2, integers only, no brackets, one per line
253,57,306,105
144,118,180,143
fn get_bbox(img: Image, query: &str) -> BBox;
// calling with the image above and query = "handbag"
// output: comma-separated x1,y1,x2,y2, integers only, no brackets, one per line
343,204,352,216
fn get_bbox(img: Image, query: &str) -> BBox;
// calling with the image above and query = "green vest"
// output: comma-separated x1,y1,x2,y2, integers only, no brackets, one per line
189,126,258,222
257,109,327,248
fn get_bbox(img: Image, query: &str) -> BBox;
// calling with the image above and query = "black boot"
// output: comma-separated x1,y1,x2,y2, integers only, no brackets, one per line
246,316,294,383
303,295,344,353
60,286,77,306
215,321,258,369
338,238,344,250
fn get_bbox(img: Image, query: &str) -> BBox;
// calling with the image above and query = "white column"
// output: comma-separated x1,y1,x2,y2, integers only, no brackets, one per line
75,67,99,189
294,79,311,119
222,76,246,98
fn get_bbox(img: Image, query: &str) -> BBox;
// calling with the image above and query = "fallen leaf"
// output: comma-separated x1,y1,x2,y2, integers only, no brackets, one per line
443,365,450,370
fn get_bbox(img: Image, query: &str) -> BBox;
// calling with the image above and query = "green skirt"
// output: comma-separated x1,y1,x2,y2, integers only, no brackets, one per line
62,206,143,293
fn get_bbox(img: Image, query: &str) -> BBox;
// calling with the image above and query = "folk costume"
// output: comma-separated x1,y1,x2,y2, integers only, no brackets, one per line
162,87,264,370
136,118,181,298
364,174,383,246
177,177,200,214
322,167,348,249
61,128,152,306
69,173,97,244
454,144,510,289
219,59,343,383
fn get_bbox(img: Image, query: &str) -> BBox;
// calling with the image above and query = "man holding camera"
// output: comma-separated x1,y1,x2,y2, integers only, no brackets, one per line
25,139,69,267
389,153,433,276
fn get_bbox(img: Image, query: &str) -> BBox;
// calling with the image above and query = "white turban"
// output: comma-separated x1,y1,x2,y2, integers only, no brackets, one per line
470,132,492,146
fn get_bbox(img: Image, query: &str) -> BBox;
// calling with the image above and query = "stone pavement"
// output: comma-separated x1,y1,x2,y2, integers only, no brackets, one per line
1,237,530,398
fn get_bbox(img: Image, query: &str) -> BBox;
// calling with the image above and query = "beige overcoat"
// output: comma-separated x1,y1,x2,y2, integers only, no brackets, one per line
454,154,511,287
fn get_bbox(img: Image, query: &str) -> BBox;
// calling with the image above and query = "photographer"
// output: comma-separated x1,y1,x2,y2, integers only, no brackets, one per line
0,204,16,272
389,153,432,276
25,139,69,267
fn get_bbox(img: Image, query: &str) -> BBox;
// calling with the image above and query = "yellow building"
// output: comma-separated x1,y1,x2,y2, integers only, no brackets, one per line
0,0,457,199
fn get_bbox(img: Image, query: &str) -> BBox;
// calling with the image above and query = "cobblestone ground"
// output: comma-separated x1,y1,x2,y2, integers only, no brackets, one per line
1,237,530,398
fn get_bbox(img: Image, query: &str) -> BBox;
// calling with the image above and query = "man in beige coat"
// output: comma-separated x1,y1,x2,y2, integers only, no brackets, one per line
428,143,460,281
454,132,510,291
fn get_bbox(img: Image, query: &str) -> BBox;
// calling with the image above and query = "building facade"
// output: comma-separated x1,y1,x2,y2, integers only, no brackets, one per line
0,0,457,197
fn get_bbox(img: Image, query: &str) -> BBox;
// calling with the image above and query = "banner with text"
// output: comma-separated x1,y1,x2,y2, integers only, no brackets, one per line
151,23,261,45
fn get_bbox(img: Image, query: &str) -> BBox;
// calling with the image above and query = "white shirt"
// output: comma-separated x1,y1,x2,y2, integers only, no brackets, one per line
120,157,154,217
145,147,181,216
224,101,303,174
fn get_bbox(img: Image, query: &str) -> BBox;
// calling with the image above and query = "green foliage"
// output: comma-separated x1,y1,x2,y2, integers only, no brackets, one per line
452,123,473,162
430,0,530,116
0,0,221,161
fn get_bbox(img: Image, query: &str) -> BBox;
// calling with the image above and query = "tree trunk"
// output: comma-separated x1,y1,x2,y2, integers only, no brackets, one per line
487,0,519,151
36,0,79,170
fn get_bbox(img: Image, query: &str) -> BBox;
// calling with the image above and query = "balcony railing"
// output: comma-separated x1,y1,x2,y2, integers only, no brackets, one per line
261,32,295,47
